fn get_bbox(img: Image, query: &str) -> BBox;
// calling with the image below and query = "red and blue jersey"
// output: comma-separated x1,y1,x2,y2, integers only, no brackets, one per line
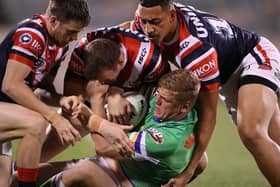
68,27,169,90
0,15,68,102
132,2,260,90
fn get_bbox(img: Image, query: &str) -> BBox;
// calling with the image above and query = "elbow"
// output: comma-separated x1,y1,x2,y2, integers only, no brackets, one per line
1,82,15,96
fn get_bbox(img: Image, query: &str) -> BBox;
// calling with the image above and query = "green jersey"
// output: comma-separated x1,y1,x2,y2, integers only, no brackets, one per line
119,97,198,186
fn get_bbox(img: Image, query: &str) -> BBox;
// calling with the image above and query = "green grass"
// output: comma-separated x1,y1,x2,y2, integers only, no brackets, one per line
13,101,270,186
190,101,270,187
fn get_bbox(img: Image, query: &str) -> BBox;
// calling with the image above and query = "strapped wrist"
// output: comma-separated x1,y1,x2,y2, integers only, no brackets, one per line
45,111,63,125
88,114,104,132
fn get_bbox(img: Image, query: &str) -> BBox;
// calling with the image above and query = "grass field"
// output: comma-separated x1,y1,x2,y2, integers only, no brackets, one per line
13,101,270,187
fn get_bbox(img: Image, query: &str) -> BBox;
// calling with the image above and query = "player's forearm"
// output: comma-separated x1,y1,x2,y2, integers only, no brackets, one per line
184,119,215,177
3,82,58,119
183,89,218,178
92,134,123,159
90,94,106,118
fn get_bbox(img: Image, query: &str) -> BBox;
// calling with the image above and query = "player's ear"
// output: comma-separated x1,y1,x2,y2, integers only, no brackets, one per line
170,9,176,21
181,101,192,113
49,15,58,27
118,51,125,68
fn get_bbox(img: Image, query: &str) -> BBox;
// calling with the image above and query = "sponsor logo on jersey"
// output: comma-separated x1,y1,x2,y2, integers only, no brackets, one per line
205,17,234,38
179,41,190,51
193,60,216,77
35,57,45,67
137,47,147,65
184,133,195,149
187,11,208,38
147,128,164,144
19,33,32,44
31,40,42,52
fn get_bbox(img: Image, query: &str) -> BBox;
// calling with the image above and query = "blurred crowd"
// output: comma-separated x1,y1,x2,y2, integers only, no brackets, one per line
1,0,280,36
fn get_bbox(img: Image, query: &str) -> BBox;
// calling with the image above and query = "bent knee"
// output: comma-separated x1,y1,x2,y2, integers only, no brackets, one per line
237,122,266,144
24,114,48,142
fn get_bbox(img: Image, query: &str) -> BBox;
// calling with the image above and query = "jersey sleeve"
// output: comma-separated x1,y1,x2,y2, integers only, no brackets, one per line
9,23,46,69
180,41,220,91
128,126,180,164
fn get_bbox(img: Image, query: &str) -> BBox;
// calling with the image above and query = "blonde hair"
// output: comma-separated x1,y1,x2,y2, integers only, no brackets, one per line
158,69,200,106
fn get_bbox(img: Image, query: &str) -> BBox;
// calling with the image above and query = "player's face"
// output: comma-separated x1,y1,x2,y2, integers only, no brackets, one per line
136,4,176,44
97,53,125,86
97,68,121,86
49,19,84,47
153,87,182,121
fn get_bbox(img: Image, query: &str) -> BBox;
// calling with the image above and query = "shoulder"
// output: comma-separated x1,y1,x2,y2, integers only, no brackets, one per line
13,17,47,54
15,16,47,43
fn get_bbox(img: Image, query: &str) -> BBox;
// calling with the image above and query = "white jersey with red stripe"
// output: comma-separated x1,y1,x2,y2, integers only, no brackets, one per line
68,27,169,90
0,15,68,102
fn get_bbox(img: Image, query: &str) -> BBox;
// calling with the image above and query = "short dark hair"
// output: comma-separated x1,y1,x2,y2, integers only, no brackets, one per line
83,38,121,80
158,69,200,106
139,0,173,8
47,0,90,27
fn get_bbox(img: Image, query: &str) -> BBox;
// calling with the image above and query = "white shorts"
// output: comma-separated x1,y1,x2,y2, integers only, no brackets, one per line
0,141,12,157
48,156,122,187
219,36,280,124
88,156,122,187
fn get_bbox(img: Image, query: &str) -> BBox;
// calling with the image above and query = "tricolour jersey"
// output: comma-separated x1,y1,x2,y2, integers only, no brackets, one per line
132,2,260,87
0,15,68,102
119,96,198,186
68,27,169,89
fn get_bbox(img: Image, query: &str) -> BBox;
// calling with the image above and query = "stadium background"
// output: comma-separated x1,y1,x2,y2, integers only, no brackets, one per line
1,1,279,186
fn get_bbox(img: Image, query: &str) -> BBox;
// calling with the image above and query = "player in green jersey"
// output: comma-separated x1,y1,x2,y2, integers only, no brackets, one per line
37,69,207,187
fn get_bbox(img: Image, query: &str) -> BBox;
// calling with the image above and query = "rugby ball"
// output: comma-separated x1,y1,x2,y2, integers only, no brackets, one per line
123,92,148,126
105,91,148,126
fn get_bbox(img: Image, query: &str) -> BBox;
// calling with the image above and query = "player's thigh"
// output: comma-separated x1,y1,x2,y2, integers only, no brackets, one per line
268,102,280,144
0,102,46,138
237,84,277,132
63,159,118,187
